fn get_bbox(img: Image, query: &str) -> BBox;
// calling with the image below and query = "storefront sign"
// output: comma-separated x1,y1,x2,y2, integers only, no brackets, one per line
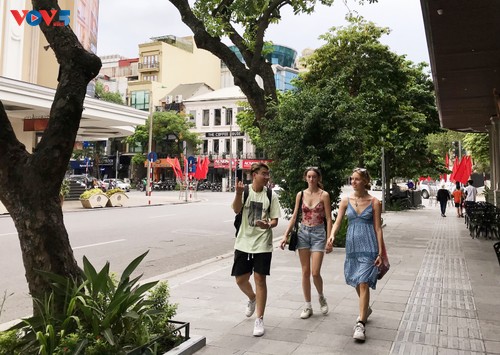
205,131,244,138
241,159,273,170
214,158,238,169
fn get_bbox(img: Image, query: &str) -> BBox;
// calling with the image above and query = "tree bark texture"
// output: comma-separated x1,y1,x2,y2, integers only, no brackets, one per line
0,0,101,308
168,0,278,124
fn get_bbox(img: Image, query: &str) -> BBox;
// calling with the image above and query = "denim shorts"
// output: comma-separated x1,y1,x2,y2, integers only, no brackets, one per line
297,223,326,252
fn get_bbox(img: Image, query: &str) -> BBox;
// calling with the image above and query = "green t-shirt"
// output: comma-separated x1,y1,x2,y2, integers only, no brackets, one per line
233,186,281,253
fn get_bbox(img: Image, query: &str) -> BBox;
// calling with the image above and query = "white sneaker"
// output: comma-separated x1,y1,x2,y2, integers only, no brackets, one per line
353,322,366,341
356,307,372,323
319,296,329,315
245,299,256,317
253,317,265,337
300,307,313,319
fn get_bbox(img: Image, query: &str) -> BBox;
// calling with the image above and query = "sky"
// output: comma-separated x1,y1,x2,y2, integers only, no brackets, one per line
96,0,430,65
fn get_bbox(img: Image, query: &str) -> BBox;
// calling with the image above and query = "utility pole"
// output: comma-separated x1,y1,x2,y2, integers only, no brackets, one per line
228,108,233,191
146,90,153,202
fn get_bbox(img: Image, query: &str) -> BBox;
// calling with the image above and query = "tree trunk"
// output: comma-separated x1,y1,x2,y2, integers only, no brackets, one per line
0,0,101,314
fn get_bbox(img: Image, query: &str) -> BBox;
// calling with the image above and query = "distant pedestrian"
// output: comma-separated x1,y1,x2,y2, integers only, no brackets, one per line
231,162,281,337
327,168,385,342
464,179,477,203
279,167,333,319
436,184,451,217
452,184,464,217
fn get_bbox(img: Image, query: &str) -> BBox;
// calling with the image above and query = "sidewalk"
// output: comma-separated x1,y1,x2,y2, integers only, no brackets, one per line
60,190,201,212
157,201,500,355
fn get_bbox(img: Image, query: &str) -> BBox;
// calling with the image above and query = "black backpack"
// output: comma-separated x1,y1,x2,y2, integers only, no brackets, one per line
234,185,273,237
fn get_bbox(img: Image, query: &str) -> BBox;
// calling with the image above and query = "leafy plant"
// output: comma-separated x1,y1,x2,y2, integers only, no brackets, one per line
0,252,181,354
60,179,70,199
79,188,105,200
333,215,348,248
105,188,125,197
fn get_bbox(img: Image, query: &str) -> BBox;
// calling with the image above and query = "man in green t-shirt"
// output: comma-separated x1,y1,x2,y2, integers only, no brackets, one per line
231,162,281,337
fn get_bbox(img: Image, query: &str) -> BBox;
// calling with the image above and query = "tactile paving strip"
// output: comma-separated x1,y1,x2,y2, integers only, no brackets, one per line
390,220,485,354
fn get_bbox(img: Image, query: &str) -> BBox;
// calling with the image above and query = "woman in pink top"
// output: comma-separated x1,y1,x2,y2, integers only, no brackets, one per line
280,167,333,319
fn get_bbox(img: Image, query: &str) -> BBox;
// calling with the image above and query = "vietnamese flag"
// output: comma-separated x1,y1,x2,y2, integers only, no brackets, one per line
444,153,449,181
450,158,459,182
202,156,209,179
453,156,469,184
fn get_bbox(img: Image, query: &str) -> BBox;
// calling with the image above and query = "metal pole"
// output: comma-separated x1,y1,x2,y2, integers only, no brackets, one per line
183,141,188,202
146,90,153,203
115,150,119,179
229,110,232,191
381,145,386,213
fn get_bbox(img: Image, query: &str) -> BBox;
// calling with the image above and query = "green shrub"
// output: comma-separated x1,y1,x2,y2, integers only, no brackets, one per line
0,252,180,354
105,188,124,197
79,188,104,200
333,215,348,248
60,179,70,198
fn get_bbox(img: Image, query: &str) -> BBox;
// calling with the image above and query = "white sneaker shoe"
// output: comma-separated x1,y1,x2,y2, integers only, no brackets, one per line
253,317,265,337
319,296,329,315
356,307,372,323
300,307,313,319
353,322,366,341
245,299,256,317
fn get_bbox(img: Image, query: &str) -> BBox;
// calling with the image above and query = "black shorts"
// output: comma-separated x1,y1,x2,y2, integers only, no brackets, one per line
231,250,272,276
455,202,461,208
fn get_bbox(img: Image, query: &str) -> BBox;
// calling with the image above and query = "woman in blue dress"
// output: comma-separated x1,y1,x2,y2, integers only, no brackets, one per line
327,168,384,342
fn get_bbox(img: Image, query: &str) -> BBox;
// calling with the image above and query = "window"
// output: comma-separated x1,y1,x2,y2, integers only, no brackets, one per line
202,110,210,126
203,140,208,154
214,109,221,126
189,110,196,122
225,108,233,125
130,91,150,111
225,139,230,154
237,138,244,156
213,140,219,154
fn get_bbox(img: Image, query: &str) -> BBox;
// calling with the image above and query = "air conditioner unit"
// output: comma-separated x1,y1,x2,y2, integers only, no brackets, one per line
165,95,173,104
175,95,183,103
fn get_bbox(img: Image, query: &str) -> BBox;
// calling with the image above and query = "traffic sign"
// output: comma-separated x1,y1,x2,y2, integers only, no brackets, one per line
148,151,158,162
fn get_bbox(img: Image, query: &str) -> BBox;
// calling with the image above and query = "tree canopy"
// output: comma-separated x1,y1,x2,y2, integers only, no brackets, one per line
95,81,124,105
263,16,441,211
125,111,201,157
168,0,379,124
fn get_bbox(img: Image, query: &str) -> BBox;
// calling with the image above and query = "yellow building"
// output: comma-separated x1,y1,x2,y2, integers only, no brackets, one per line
128,35,221,112
0,0,148,153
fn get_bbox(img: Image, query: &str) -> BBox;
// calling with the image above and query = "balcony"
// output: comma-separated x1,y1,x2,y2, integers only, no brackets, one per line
138,62,160,72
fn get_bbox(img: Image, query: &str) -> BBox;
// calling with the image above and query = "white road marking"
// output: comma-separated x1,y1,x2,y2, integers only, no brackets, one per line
0,233,17,236
73,239,126,250
148,214,177,219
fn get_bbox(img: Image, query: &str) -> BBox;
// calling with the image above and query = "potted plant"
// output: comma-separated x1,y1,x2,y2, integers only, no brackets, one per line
0,252,190,354
79,188,109,208
59,178,70,205
106,188,129,207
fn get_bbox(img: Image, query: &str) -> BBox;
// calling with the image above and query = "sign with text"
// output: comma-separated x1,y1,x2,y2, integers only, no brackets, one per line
205,131,244,138
241,159,273,170
214,159,238,170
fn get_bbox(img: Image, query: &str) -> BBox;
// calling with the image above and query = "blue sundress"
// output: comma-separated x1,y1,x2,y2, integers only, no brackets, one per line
344,200,379,289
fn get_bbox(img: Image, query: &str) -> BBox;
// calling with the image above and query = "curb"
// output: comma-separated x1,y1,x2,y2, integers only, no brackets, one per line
166,335,206,355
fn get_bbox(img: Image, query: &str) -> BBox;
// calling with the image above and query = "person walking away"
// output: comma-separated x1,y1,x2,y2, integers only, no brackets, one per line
437,184,451,217
232,162,281,337
279,167,333,319
327,168,384,342
464,179,478,203
452,183,464,217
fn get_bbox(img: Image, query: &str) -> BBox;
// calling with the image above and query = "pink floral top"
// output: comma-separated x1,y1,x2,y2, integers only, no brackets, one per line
301,192,325,226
